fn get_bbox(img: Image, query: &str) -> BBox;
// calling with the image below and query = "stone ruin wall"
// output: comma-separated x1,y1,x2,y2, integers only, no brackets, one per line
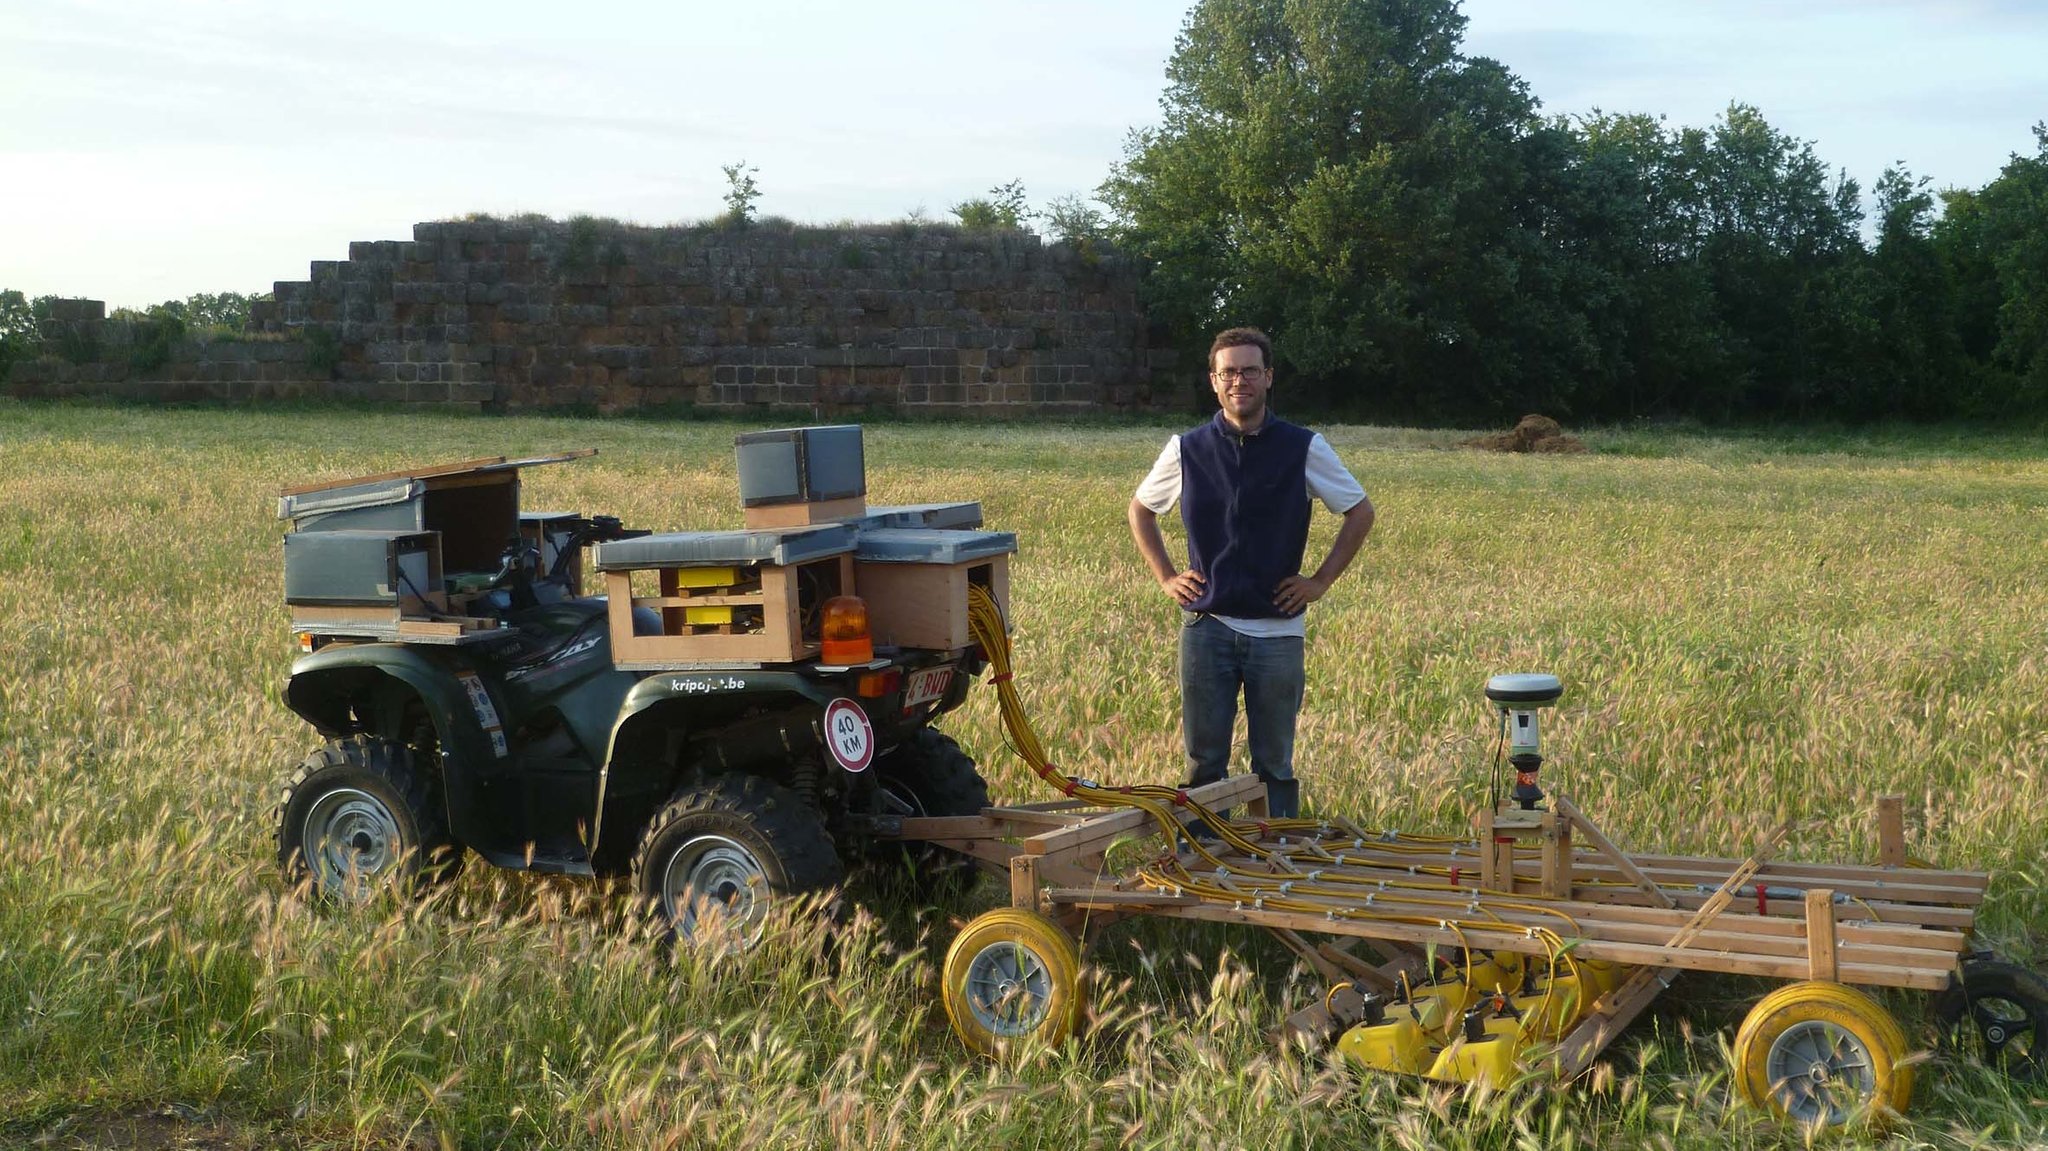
7,220,1178,415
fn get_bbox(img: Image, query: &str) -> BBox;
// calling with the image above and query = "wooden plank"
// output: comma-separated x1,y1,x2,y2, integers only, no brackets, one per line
1554,795,1675,908
1807,888,1840,981
1614,854,1987,895
1023,775,1266,860
1512,893,1968,953
975,808,1092,831
1044,887,1199,907
1273,929,1348,983
1316,943,1402,993
279,449,597,496
890,815,1005,840
1604,863,1980,908
632,593,766,609
922,839,1017,872
1878,797,1907,868
1279,984,1367,1046
1578,884,1976,930
290,603,397,626
1003,798,1100,813
1105,875,1964,967
743,494,867,529
1314,841,1985,909
1152,835,1978,926
279,454,507,496
1317,831,1989,897
1555,967,1675,1078
1132,901,1954,989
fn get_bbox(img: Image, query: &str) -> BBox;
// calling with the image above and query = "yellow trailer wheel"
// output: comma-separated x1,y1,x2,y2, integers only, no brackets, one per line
942,908,1083,1056
1734,981,1913,1126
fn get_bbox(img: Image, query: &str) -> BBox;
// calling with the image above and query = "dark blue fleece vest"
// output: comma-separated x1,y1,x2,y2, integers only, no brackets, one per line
1179,412,1314,619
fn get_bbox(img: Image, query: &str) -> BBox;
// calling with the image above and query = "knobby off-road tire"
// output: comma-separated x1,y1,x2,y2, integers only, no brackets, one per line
1932,958,2047,1082
872,729,991,904
632,773,843,946
277,734,460,904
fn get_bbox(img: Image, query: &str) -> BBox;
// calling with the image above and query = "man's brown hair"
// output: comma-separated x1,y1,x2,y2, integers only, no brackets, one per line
1209,326,1273,371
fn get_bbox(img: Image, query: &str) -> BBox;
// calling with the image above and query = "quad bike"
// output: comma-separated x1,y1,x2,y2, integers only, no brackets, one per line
272,428,1010,940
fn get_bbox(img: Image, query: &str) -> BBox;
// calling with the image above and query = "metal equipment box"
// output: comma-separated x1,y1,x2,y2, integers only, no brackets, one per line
736,426,867,529
283,530,442,608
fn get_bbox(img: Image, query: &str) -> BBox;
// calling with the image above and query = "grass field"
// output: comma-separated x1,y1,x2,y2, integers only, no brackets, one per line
2,400,2044,1149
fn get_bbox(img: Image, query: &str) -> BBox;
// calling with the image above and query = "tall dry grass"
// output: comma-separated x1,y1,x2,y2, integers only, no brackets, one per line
1,401,2043,1148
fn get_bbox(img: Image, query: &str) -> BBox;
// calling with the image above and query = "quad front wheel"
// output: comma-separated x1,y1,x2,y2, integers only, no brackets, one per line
631,773,843,946
277,735,458,903
942,907,1083,1057
1734,981,1913,1126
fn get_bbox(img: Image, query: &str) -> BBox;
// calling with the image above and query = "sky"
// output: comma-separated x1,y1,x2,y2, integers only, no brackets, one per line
3,0,2044,309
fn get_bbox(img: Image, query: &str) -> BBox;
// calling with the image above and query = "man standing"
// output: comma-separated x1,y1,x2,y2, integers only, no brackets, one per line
1127,327,1374,819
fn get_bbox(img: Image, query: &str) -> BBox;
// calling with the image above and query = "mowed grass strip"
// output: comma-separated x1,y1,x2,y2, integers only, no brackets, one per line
1,400,2044,1149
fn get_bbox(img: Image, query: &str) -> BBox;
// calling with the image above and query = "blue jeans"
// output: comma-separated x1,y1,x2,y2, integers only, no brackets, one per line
1179,613,1305,819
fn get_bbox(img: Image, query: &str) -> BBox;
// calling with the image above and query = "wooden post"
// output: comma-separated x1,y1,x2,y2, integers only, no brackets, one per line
1009,853,1040,914
1244,776,1270,821
1805,888,1839,981
1876,796,1906,868
1473,807,1499,891
1492,834,1516,894
1540,809,1573,900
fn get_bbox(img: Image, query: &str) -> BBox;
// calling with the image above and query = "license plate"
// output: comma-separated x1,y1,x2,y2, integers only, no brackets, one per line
903,666,953,709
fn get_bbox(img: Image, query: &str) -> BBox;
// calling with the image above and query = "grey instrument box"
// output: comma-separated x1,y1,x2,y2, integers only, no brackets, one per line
592,524,857,571
734,425,866,507
284,530,442,606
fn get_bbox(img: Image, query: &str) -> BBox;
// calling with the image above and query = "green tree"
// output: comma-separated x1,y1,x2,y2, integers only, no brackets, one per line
1102,0,1593,418
1930,125,2048,415
720,161,761,227
0,289,37,379
1973,124,2048,406
952,179,1032,230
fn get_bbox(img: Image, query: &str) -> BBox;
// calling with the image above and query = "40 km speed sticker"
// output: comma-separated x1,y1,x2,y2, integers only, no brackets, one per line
823,698,874,773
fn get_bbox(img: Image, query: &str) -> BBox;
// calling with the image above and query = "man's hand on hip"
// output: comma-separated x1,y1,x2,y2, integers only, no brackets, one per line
1161,570,1206,605
1272,574,1328,614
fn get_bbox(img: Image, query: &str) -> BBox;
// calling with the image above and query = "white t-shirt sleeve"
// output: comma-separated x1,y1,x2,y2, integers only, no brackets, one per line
1305,434,1367,513
1133,435,1183,513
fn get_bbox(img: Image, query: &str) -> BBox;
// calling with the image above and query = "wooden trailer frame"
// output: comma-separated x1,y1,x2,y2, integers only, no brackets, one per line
895,781,1985,1077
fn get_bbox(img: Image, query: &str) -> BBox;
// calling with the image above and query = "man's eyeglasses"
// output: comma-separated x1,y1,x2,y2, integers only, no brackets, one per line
1213,367,1269,382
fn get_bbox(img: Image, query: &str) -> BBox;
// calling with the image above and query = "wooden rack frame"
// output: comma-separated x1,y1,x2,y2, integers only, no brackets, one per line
604,554,856,669
891,788,1983,1077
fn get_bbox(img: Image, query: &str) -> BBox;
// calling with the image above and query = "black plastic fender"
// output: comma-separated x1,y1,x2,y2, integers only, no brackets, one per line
596,668,866,853
283,643,509,847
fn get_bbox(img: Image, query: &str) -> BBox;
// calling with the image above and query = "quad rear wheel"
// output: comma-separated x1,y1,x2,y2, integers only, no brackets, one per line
277,735,458,903
631,773,843,945
873,729,990,902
